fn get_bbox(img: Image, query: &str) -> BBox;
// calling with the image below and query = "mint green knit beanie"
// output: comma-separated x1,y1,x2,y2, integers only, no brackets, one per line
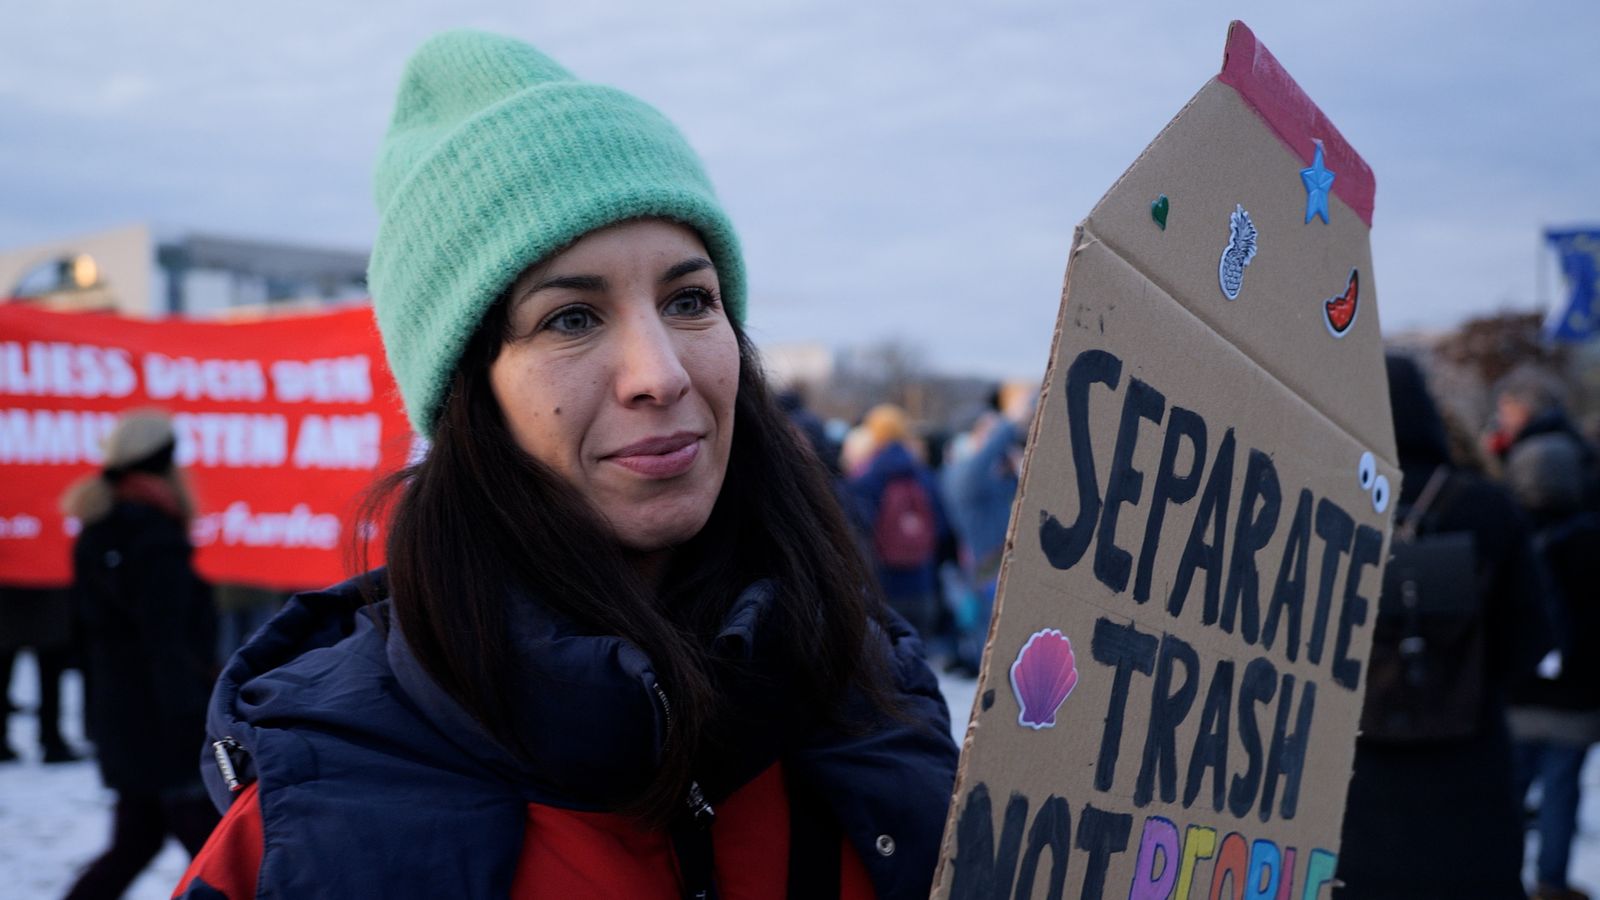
368,30,747,436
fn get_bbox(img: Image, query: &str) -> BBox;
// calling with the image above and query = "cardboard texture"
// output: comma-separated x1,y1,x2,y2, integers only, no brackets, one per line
930,22,1396,900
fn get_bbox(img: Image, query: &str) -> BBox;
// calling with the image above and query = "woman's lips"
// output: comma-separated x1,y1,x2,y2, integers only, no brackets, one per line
605,434,701,478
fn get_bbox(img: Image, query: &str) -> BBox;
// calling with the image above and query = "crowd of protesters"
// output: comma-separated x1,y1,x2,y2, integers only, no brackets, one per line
792,354,1600,900
782,381,1032,681
8,349,1600,898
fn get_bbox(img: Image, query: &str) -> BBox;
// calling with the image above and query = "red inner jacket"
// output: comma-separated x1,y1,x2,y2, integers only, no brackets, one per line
176,762,875,899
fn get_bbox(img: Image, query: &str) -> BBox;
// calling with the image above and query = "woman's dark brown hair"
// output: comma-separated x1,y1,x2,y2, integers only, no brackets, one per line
367,299,897,823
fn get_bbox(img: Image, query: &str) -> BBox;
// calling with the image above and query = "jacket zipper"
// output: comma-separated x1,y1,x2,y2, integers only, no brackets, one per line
653,682,674,741
678,779,717,899
212,737,244,792
653,684,713,820
656,682,718,899
685,779,714,826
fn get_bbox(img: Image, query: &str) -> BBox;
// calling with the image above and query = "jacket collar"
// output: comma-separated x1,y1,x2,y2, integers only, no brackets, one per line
207,568,787,810
386,579,667,807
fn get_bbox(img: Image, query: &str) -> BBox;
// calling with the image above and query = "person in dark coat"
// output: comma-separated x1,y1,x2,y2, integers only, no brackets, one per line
0,585,81,762
1505,433,1600,900
176,30,957,899
177,569,957,899
1336,354,1550,900
60,411,219,900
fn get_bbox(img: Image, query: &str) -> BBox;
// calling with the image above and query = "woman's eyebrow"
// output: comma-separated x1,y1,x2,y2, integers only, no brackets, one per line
660,257,714,284
523,274,607,296
515,257,712,304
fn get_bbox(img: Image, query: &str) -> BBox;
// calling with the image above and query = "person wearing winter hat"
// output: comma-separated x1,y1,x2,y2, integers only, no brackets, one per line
176,30,956,900
848,403,950,646
61,411,220,900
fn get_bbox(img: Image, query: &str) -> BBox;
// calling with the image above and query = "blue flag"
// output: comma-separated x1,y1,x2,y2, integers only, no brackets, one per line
1545,228,1600,342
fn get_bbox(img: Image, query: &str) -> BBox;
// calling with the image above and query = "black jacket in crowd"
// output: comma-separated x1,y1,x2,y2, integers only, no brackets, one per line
1336,356,1549,900
72,499,217,793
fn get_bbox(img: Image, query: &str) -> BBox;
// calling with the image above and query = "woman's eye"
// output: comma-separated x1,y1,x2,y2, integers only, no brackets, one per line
664,289,716,318
541,306,599,335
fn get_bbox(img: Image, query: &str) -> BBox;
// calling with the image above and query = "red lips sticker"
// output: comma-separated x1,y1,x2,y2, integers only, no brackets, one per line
1324,269,1359,337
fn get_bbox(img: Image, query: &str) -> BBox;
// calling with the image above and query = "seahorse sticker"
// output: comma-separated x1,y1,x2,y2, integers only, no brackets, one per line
1217,204,1258,300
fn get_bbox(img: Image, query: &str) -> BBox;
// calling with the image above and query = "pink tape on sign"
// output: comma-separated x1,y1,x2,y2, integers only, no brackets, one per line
1218,20,1376,227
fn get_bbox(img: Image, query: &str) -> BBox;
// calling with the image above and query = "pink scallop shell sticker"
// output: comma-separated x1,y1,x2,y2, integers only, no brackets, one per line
1009,628,1080,730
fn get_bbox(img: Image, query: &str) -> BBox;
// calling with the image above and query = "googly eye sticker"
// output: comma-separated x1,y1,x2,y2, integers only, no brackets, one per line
1357,450,1390,513
1372,475,1391,514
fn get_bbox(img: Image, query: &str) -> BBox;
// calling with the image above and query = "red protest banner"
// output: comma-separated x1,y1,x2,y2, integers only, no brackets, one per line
0,303,411,591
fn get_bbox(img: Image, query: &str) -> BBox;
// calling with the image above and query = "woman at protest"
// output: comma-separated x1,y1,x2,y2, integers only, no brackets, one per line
176,30,958,900
61,411,219,900
1336,355,1548,900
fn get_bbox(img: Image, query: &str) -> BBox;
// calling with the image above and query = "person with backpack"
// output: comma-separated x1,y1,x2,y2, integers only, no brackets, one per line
849,404,951,643
1505,433,1600,900
174,31,957,899
1336,354,1550,900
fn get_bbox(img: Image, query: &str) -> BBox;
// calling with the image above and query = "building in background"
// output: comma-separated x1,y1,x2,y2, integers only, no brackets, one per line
0,225,373,632
762,341,834,393
0,224,368,319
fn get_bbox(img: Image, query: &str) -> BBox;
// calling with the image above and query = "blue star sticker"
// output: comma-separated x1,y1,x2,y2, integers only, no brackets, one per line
1300,140,1336,224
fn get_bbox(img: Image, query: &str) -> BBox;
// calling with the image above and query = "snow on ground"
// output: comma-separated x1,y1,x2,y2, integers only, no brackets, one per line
0,660,187,900
1,652,1596,898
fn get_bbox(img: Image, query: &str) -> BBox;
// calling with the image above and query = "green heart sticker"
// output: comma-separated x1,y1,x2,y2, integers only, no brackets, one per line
1151,195,1169,230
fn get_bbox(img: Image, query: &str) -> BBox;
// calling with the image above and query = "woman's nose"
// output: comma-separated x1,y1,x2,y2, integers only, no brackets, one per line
615,312,691,407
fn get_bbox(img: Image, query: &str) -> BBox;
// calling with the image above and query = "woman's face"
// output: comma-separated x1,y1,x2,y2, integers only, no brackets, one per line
491,219,739,553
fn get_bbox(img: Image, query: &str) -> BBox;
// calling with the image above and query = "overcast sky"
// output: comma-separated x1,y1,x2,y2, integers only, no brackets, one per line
2,1,1596,378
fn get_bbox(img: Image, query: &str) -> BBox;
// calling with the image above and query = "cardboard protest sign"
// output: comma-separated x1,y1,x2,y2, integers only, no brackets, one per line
0,304,410,591
932,22,1394,900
